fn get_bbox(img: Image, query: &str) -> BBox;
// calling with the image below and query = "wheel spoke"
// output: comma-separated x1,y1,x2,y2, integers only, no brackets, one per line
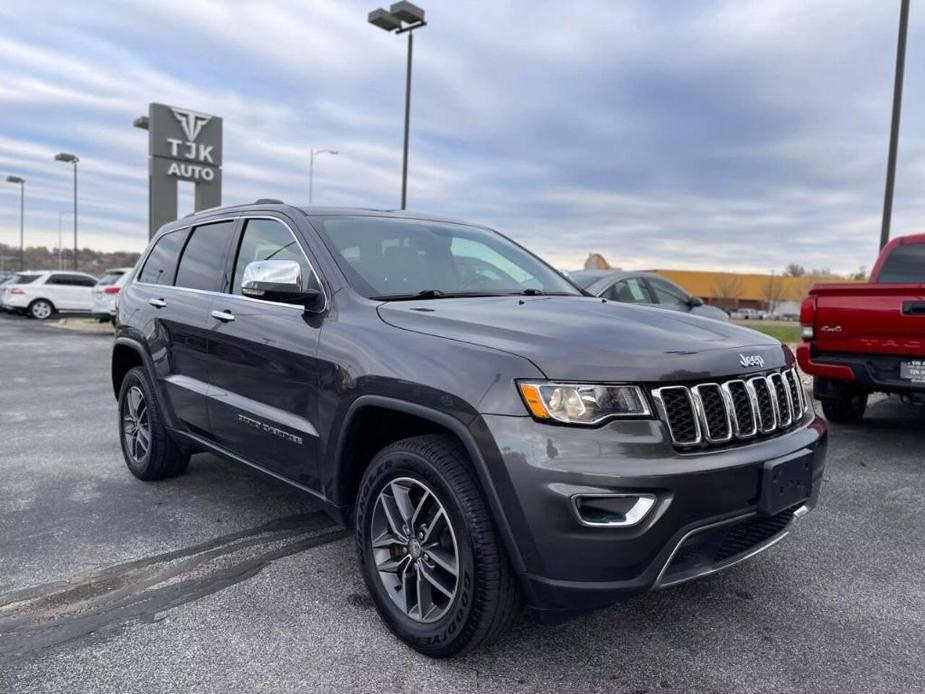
401,561,417,614
420,563,455,599
410,489,431,528
371,529,402,549
426,547,458,577
376,554,410,574
416,566,436,619
136,427,150,453
390,481,415,524
379,494,407,541
422,508,447,543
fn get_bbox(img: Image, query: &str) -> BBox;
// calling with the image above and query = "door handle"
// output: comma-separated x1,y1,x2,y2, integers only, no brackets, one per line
148,298,167,308
210,309,235,322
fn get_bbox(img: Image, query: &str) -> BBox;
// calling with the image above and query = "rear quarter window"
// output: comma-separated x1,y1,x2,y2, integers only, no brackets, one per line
138,229,190,286
877,242,925,283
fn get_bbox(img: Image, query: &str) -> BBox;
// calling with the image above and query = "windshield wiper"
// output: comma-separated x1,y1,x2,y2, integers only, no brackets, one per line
372,289,448,301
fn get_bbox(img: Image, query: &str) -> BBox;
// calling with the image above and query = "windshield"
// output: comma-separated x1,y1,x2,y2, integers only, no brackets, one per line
568,273,607,289
316,217,582,299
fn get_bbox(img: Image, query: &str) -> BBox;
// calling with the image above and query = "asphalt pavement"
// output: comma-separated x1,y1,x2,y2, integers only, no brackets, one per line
1,313,923,693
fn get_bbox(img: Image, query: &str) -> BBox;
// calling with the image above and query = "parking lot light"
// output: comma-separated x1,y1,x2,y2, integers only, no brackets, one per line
368,2,427,210
5,175,25,271
54,153,79,271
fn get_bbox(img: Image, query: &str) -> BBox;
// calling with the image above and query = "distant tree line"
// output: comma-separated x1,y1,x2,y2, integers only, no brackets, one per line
0,243,140,277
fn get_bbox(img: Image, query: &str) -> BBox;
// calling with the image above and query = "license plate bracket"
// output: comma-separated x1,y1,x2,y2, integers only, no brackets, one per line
900,360,925,383
759,451,813,516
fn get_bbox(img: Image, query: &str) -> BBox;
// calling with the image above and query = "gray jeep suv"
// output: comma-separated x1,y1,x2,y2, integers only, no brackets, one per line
111,202,827,657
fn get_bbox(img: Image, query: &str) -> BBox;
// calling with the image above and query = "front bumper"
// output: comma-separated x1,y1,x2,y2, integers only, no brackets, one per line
475,410,827,623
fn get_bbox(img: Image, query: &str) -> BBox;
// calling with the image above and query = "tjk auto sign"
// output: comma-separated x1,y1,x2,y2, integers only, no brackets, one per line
144,102,223,237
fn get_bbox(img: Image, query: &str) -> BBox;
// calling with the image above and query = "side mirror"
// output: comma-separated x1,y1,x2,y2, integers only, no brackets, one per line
241,260,324,311
688,295,704,308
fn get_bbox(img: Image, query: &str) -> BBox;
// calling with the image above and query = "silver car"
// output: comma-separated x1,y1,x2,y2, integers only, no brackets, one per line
569,270,730,322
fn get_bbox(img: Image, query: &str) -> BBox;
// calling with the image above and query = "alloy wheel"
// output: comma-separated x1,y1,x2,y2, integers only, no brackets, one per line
371,477,460,623
31,302,52,320
122,386,151,463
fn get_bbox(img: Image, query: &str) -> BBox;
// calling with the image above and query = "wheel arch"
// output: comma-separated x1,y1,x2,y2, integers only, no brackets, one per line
331,395,527,575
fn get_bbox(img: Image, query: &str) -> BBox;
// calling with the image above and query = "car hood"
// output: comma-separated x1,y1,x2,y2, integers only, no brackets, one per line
377,296,789,382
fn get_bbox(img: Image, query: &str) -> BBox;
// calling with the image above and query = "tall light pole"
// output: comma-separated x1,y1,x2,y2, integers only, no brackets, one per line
309,149,338,205
5,176,24,270
54,153,79,270
880,0,911,249
368,2,427,210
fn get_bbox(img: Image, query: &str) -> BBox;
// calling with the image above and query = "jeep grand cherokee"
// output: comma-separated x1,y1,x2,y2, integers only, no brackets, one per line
111,202,827,657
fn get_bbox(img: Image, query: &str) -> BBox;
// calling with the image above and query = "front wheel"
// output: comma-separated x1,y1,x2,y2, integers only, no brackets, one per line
821,393,868,423
355,434,520,658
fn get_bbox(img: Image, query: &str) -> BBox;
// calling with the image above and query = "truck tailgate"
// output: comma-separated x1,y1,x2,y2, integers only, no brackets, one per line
811,284,925,356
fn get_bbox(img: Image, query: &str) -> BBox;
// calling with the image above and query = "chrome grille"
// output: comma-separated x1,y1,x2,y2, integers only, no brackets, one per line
653,367,807,448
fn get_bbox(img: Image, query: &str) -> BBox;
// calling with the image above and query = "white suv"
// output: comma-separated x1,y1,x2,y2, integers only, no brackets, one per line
91,268,134,322
1,271,98,320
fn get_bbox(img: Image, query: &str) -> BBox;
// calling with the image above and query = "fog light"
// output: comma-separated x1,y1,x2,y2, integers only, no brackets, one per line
572,493,656,528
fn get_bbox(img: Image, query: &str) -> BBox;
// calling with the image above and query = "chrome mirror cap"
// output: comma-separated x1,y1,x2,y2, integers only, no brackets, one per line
241,260,302,297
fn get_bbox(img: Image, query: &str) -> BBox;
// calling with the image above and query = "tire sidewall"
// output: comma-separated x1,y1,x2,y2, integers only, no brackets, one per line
356,449,477,655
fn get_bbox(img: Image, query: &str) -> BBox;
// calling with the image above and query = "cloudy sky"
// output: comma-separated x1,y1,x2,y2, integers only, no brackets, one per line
1,0,923,274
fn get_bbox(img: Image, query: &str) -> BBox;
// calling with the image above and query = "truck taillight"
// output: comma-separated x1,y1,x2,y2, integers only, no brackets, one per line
799,296,816,341
104,286,120,294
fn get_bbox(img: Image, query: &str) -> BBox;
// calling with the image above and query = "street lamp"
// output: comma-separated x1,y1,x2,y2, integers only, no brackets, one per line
54,152,79,271
368,1,427,210
5,176,24,271
880,0,911,249
309,149,338,205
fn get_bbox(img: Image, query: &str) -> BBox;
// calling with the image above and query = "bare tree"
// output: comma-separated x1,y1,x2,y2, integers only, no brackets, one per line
783,263,806,277
849,266,868,281
712,273,744,310
763,272,786,314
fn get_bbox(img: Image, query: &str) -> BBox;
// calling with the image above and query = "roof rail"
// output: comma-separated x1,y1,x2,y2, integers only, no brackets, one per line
254,198,284,204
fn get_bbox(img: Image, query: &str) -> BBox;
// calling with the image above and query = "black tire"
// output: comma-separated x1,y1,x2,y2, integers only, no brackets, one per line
355,434,520,658
821,393,868,423
28,299,54,320
117,366,189,480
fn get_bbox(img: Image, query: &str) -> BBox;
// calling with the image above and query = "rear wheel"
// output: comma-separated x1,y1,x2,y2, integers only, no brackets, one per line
118,366,189,480
821,393,868,423
355,434,520,658
28,299,54,320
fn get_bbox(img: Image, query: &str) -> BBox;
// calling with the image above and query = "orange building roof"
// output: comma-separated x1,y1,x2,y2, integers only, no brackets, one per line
649,269,855,302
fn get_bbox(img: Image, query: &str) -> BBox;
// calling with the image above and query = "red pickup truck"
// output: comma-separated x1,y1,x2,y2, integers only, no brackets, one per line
798,233,925,422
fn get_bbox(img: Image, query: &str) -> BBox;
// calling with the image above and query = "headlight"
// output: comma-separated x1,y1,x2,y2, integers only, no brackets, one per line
517,382,651,425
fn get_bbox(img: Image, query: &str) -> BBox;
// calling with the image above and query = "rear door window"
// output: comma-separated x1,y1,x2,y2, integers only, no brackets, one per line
174,221,235,292
138,229,190,286
606,278,651,303
877,243,925,283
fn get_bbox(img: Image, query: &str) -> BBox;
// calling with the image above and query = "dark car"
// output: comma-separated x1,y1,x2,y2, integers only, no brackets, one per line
570,270,730,322
112,202,827,657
